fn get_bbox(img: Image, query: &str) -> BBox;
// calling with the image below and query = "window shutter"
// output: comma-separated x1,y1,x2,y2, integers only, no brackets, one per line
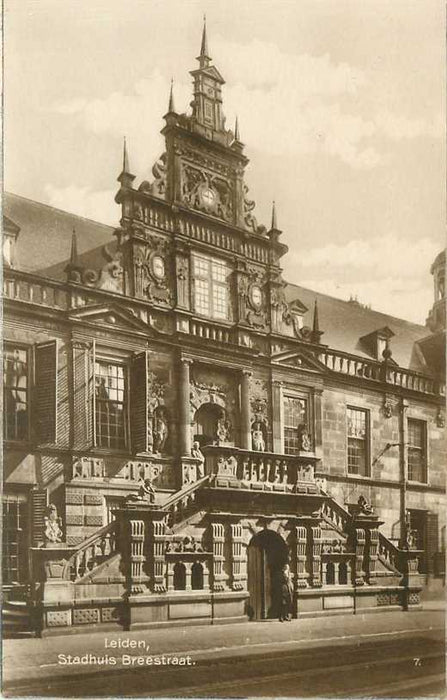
30,488,48,547
72,340,96,449
34,340,58,444
130,350,149,453
426,512,439,575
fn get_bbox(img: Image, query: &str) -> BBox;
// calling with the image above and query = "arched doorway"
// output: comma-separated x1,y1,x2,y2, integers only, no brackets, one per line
193,403,225,447
247,529,289,620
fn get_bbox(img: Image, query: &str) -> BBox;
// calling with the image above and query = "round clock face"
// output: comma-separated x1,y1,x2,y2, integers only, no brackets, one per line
250,285,263,308
200,187,216,207
151,255,166,280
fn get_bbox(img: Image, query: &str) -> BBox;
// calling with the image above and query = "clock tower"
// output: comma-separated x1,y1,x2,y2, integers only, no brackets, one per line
160,19,256,231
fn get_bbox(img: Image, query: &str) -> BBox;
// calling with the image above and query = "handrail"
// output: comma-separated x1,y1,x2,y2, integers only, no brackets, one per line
67,520,117,582
162,475,209,511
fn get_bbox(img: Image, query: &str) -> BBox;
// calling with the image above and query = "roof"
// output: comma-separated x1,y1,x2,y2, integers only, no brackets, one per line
3,192,114,272
285,284,431,371
4,192,437,373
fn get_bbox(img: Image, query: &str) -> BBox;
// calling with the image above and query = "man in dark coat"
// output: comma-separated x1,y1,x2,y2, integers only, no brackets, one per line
278,564,293,622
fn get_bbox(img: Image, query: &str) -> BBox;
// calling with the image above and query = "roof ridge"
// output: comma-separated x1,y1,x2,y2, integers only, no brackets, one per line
4,191,115,231
285,280,427,330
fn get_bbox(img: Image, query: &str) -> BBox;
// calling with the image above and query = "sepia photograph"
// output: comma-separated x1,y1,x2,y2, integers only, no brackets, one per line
2,0,445,697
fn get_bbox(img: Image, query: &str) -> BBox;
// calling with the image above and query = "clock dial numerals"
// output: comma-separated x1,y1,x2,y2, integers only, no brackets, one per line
201,187,216,207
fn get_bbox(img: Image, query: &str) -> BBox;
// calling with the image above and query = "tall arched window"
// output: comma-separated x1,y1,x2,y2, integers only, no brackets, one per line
191,562,204,590
326,562,335,585
173,562,186,590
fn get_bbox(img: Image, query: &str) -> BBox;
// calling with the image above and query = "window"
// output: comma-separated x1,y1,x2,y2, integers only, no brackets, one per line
408,419,426,482
192,254,230,320
283,396,307,455
3,345,29,441
347,407,369,476
2,495,29,585
95,360,127,450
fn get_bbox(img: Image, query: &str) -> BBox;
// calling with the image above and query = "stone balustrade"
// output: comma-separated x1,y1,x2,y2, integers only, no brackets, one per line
189,319,232,343
68,521,117,582
203,445,319,492
318,348,445,397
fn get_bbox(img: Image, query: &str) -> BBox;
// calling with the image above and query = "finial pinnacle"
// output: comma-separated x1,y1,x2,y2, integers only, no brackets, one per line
271,200,278,230
200,14,210,59
123,136,130,174
234,116,240,141
70,228,79,265
313,300,320,334
168,78,176,113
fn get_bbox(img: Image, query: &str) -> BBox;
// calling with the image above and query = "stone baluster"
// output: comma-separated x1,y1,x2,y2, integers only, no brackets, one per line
334,561,340,585
354,528,366,585
295,526,309,588
310,526,322,587
167,560,174,592
184,562,193,591
211,522,226,591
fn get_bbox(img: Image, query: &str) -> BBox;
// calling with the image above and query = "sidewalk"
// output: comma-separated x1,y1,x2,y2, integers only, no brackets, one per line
2,603,444,685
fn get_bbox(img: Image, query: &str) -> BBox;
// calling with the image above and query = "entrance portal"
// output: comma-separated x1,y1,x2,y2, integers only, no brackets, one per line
247,529,289,620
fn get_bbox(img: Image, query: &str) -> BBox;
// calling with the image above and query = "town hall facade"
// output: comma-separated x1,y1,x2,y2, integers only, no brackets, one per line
3,25,446,634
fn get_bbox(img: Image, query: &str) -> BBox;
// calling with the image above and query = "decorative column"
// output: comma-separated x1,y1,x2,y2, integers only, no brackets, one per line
150,518,167,592
179,358,193,456
211,522,226,591
230,523,245,590
354,528,366,585
184,562,193,592
310,525,322,587
271,380,283,454
399,398,409,548
367,528,379,584
240,370,252,450
295,526,309,588
129,519,146,594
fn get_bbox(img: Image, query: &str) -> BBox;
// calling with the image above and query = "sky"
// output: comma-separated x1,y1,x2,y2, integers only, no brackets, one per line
4,0,445,324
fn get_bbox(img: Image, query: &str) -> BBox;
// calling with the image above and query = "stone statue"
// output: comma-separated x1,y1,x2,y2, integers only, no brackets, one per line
153,413,168,453
357,495,374,516
138,478,156,503
44,504,63,543
127,478,156,504
298,423,311,452
192,440,205,479
216,417,231,444
251,421,266,452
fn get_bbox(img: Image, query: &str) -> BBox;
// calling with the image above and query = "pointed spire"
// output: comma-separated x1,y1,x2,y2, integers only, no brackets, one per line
123,136,130,174
234,116,240,141
312,300,320,334
311,299,324,343
65,228,83,282
70,228,79,266
168,78,175,113
117,136,135,187
200,14,210,59
271,200,278,230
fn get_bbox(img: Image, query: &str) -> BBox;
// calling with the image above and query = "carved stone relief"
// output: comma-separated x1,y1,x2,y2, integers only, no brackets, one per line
133,240,173,306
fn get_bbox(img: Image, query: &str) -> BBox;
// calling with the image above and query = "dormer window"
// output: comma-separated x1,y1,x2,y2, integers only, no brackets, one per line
360,326,395,360
192,254,231,320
